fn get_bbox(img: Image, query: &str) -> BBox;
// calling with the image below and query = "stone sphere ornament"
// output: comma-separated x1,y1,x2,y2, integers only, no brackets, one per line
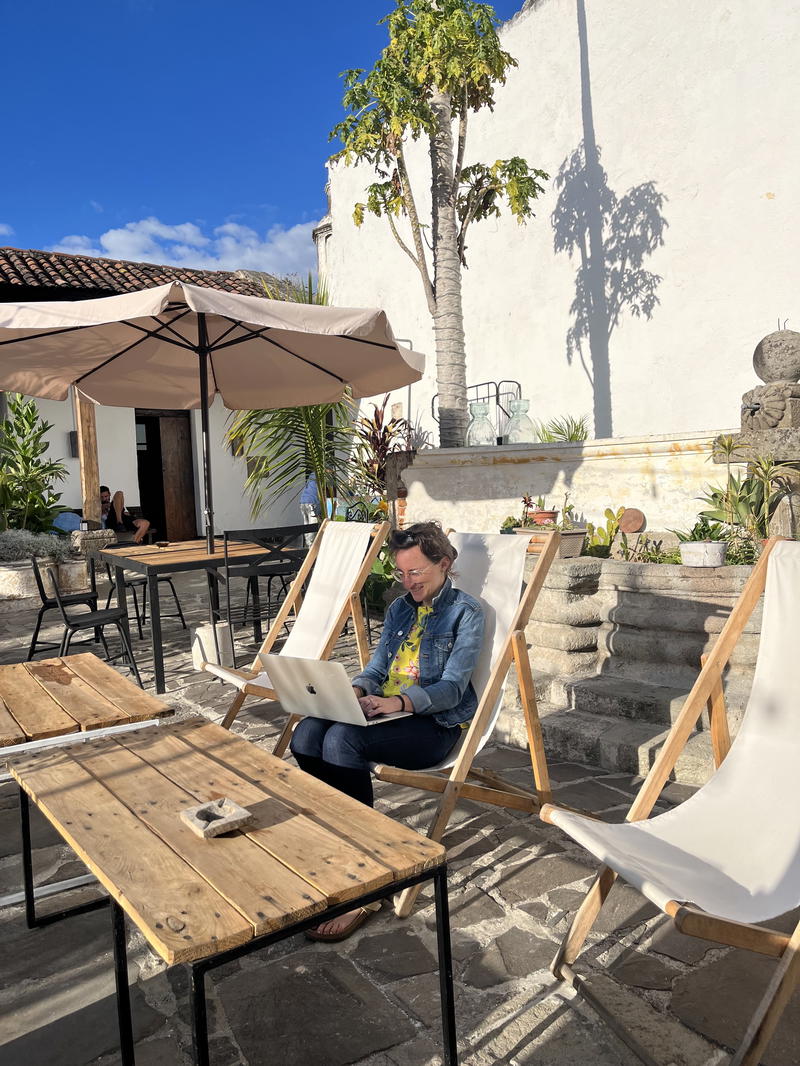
753,330,800,384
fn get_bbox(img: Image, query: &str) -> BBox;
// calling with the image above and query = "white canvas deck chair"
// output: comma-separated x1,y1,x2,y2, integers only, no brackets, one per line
541,538,800,1066
202,519,390,738
374,529,561,917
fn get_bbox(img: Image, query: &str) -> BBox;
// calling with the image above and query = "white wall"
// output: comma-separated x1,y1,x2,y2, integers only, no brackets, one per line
37,397,140,508
33,395,300,531
324,0,800,441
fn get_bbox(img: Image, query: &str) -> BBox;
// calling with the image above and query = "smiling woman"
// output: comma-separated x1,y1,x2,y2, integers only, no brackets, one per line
288,520,485,941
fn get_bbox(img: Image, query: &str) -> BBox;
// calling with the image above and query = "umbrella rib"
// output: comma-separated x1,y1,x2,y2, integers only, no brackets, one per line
73,314,198,384
0,324,86,347
209,324,347,385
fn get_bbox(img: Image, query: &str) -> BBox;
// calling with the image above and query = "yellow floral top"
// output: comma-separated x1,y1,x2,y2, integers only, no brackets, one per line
382,605,432,697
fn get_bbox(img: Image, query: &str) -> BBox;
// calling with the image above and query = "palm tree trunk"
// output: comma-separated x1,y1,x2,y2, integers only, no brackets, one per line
429,88,468,448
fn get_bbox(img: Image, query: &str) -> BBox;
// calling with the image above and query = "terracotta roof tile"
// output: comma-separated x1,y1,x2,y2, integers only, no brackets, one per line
0,246,283,299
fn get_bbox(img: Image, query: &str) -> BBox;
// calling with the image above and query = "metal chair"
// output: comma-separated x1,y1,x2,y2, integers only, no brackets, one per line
221,524,315,647
47,567,143,687
102,556,187,638
27,556,99,661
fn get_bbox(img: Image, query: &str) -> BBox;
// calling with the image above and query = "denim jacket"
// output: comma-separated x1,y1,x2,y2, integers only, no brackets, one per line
351,578,485,727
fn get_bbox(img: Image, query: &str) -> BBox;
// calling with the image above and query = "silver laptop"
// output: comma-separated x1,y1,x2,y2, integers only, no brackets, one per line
259,654,412,727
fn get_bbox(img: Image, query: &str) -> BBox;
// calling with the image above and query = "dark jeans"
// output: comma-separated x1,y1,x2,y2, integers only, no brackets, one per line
290,715,463,807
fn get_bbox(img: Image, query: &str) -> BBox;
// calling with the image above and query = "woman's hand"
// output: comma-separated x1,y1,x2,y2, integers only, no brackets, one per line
358,694,405,718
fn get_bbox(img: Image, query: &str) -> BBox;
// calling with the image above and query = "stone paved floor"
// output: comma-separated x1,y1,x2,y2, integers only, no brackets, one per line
1,572,798,1066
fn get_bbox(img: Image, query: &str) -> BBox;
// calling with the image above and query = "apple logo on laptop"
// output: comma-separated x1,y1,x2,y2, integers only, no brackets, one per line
305,684,317,695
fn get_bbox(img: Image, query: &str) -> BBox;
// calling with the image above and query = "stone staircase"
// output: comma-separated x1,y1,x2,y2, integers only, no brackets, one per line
495,557,762,786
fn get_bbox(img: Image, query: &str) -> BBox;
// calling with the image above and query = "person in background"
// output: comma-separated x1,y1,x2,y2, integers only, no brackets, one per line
100,485,150,544
290,521,485,941
300,471,322,545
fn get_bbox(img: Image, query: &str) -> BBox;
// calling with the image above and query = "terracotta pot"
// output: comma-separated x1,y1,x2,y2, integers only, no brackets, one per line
531,510,558,525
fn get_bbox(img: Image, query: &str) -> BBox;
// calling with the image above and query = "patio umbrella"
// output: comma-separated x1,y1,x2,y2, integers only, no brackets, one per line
0,281,425,551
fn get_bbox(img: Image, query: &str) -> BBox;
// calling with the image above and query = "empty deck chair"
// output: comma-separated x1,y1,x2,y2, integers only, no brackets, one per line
202,519,390,735
373,529,561,916
541,537,800,1066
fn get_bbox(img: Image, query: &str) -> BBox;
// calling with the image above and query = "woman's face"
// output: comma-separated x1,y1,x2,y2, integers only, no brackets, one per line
394,545,450,604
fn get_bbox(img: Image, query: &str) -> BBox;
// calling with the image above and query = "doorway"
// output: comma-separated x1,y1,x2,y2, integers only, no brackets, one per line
135,410,198,541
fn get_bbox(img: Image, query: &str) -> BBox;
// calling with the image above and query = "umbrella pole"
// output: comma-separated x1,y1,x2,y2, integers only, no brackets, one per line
198,314,216,555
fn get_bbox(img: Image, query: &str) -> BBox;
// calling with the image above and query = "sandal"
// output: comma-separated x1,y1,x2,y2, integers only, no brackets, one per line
305,906,375,943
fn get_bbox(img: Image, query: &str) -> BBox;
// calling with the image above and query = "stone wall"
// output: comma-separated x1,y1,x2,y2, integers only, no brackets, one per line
495,556,759,786
396,431,738,534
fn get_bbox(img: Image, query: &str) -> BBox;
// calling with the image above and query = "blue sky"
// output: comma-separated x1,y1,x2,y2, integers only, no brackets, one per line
1,0,522,279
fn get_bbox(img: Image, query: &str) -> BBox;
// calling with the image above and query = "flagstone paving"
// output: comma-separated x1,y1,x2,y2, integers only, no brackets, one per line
1,571,798,1065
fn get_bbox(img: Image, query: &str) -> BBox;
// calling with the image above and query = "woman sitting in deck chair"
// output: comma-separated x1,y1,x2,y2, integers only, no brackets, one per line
291,521,485,942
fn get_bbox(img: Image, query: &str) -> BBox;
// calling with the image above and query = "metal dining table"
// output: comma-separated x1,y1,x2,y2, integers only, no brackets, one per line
98,539,291,693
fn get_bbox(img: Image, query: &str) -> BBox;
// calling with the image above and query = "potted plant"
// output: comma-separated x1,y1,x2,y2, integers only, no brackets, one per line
0,529,80,605
672,518,729,567
523,494,559,526
501,493,587,557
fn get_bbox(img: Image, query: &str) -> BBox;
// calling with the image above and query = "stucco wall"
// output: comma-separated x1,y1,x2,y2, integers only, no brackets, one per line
400,429,740,534
323,0,800,441
33,396,298,531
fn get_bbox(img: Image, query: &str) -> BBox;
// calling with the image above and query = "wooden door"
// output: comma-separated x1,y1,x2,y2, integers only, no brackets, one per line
159,416,197,541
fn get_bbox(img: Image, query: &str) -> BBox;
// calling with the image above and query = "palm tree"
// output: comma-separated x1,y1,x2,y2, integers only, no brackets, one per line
225,274,355,519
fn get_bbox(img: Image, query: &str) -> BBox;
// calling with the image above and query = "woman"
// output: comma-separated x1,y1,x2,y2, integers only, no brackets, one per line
290,521,485,941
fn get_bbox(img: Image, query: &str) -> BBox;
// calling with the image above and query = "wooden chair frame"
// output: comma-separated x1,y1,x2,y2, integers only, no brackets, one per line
541,538,799,1066
374,530,561,917
217,519,390,738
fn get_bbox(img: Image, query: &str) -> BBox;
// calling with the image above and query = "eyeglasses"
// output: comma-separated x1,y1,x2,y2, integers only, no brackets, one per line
392,564,434,582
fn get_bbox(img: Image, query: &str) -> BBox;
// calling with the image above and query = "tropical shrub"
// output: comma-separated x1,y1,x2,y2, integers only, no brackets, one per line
0,394,68,533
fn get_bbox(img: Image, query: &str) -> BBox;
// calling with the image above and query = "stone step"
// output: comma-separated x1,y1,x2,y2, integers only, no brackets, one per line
532,704,716,787
549,673,753,728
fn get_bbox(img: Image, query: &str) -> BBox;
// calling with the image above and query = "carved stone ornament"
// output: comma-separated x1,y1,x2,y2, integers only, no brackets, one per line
741,381,800,431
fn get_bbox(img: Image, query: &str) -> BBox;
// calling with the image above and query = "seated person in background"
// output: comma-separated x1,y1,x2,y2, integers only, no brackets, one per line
100,485,151,544
290,521,485,942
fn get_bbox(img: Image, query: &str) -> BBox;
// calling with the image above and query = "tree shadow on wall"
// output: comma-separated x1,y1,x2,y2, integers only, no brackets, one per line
551,142,668,438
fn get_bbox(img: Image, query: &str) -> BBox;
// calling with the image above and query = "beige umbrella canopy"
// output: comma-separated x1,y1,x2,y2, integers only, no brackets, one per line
0,281,425,549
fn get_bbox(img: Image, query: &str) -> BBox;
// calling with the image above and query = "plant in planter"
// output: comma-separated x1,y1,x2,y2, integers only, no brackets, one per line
0,529,74,563
0,394,69,532
583,506,625,558
501,493,587,556
671,517,729,567
699,456,792,547
522,494,559,526
0,529,82,603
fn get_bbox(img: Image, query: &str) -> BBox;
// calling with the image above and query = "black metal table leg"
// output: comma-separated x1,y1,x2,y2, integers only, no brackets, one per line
190,963,211,1066
19,787,108,928
20,787,37,929
434,865,459,1065
147,571,165,693
112,901,136,1066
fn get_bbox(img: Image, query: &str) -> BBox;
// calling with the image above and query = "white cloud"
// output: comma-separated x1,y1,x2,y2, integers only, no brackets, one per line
89,200,104,213
49,215,319,278
0,222,15,237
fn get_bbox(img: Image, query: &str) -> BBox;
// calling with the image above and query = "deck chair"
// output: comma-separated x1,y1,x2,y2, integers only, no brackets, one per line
373,529,561,917
201,519,390,737
541,537,800,1066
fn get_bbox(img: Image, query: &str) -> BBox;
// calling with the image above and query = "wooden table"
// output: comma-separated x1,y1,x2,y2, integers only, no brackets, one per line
0,653,168,751
9,718,456,1066
99,539,292,693
0,653,169,909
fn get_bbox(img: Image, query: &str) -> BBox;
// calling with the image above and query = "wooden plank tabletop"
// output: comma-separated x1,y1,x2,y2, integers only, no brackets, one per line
99,540,276,572
9,719,446,965
0,654,169,748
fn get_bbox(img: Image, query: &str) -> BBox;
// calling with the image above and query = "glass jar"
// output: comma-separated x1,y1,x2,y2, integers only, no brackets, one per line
504,398,536,444
465,401,496,447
